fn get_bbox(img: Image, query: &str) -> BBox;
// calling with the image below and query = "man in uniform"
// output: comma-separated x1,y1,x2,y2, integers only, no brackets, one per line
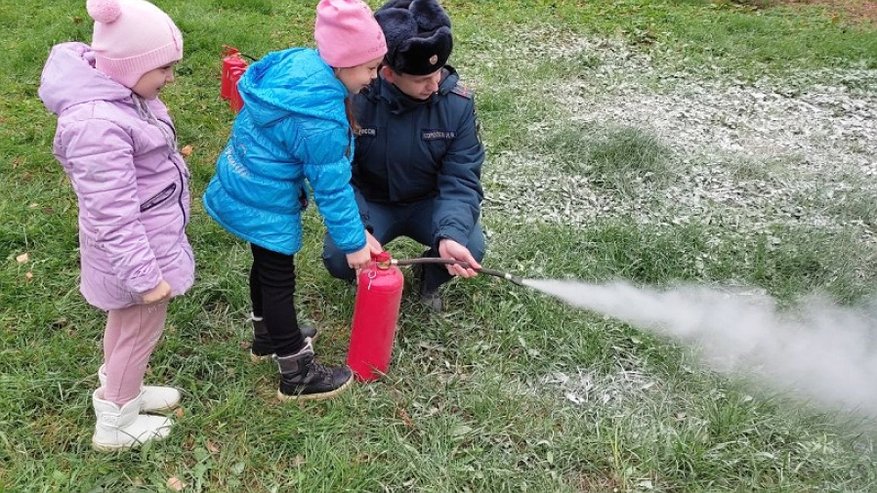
322,0,485,312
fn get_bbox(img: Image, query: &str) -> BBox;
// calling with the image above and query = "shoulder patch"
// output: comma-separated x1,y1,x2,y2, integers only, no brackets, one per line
450,84,473,99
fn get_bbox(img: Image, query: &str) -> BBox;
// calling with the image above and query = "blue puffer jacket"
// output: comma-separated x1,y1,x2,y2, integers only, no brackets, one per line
203,48,366,255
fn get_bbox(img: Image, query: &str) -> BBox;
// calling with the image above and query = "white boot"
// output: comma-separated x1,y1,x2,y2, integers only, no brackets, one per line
98,365,181,414
91,390,172,451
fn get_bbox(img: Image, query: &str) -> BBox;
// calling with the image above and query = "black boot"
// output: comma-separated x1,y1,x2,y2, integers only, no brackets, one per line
275,340,353,401
250,314,317,362
412,262,443,312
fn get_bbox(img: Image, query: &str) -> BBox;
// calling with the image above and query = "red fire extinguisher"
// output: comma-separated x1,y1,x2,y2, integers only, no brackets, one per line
220,46,248,113
347,251,404,381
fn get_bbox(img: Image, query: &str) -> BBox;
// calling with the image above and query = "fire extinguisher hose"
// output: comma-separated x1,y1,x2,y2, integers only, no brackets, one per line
222,45,259,61
391,257,524,286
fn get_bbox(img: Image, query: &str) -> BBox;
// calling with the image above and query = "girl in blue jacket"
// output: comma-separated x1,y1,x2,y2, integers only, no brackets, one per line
203,0,386,400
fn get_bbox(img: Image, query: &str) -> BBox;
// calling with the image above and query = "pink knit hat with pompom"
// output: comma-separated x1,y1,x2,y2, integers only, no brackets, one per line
315,0,387,68
87,0,183,88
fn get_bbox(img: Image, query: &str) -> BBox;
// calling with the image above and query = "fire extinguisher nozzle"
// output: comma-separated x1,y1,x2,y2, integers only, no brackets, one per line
507,274,525,286
478,267,524,286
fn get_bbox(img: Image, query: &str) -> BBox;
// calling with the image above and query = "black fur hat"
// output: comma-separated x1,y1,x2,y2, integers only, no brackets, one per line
375,0,452,75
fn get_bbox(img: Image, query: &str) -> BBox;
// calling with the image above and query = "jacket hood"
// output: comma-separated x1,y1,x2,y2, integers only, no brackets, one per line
238,48,348,128
39,42,133,115
366,65,459,114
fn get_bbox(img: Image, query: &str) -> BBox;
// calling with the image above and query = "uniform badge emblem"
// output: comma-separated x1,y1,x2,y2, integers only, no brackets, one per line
429,54,438,65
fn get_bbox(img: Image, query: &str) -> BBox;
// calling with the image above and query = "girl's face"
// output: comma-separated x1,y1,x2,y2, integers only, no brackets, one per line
132,61,178,100
334,56,383,95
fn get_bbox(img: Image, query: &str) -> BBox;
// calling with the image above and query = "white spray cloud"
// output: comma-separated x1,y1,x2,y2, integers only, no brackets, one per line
525,279,877,415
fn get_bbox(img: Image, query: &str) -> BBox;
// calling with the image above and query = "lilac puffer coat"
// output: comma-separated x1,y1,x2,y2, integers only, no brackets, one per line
39,42,194,310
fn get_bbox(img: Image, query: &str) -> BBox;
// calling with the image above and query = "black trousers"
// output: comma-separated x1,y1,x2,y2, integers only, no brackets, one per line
249,243,303,357
322,198,486,293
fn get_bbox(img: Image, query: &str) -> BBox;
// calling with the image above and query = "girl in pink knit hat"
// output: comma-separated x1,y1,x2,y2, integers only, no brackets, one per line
38,0,192,451
203,0,387,401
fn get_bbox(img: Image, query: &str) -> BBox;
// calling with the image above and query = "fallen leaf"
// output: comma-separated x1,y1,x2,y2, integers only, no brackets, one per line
29,203,39,209
180,145,194,157
174,407,185,418
25,272,33,281
16,253,29,264
206,440,220,454
397,407,415,428
166,477,184,491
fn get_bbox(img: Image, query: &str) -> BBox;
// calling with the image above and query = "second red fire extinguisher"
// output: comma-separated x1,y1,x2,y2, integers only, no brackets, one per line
220,46,248,113
347,251,404,381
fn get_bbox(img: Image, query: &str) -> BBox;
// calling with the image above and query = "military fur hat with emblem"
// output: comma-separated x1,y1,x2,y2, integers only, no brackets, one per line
374,0,452,75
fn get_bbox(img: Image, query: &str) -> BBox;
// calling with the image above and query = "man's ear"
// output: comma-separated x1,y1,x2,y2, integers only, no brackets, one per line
380,65,396,83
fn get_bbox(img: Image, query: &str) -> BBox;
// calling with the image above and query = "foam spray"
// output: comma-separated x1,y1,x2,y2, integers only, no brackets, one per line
524,279,877,415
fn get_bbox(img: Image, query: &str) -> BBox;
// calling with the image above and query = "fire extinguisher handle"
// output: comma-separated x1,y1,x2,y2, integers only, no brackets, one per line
221,45,258,61
371,250,392,262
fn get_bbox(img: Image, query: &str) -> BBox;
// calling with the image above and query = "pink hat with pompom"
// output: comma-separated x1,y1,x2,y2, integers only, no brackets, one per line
315,0,387,68
87,0,183,88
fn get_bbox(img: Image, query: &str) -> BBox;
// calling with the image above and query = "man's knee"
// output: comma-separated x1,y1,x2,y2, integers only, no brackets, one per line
468,226,486,262
321,235,355,281
433,226,486,262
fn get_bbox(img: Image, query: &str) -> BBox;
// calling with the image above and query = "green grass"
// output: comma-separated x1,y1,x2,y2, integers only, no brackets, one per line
791,174,877,230
447,0,877,76
541,124,675,195
2,0,877,491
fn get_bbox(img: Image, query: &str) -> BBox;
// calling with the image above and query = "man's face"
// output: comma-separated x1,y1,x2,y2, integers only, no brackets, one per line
382,66,442,101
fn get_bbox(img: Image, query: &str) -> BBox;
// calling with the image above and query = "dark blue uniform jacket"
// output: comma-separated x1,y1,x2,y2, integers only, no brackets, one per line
351,66,485,247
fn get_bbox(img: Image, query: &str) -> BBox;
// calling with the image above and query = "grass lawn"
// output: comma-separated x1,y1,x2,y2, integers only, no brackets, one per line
2,0,876,491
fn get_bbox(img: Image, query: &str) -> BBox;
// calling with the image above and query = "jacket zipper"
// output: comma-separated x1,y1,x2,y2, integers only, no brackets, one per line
158,116,188,225
170,155,187,225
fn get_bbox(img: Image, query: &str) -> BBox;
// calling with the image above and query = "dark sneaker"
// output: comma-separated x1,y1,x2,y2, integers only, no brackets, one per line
419,288,444,312
411,262,444,312
274,340,353,401
250,315,318,362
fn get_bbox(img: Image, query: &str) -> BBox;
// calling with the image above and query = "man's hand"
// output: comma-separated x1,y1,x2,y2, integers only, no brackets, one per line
438,238,480,278
142,280,172,304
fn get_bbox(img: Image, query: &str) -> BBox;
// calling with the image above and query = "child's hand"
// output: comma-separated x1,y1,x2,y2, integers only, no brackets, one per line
365,230,382,254
142,280,172,304
346,245,372,270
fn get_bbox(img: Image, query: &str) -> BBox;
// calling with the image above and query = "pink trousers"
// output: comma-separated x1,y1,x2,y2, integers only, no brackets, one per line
102,301,168,406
